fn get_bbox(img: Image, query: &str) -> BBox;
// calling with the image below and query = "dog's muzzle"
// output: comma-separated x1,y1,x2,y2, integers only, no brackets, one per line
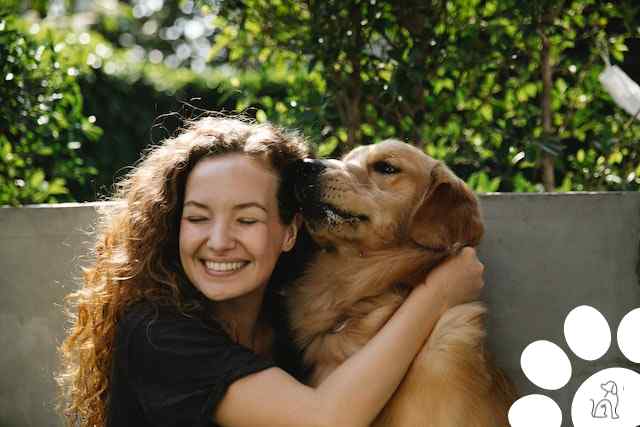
282,159,327,219
282,158,369,229
288,159,326,203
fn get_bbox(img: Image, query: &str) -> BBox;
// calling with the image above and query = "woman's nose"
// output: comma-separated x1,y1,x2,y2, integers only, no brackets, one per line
206,221,236,251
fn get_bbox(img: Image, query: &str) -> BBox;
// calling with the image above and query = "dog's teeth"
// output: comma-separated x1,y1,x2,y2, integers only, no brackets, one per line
326,208,343,224
320,204,363,226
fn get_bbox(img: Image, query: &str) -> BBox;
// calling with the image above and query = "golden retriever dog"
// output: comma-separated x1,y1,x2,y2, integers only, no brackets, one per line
285,140,515,426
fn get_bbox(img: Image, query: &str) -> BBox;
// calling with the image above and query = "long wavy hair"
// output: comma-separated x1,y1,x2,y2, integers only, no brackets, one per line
56,117,311,427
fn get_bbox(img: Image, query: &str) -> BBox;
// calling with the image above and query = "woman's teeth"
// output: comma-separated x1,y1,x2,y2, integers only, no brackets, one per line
204,261,247,272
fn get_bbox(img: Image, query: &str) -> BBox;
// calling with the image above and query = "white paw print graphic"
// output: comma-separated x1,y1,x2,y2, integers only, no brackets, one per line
509,306,640,427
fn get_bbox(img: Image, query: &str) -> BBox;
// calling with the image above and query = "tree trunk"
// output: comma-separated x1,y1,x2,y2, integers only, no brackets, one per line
540,27,556,191
336,5,363,154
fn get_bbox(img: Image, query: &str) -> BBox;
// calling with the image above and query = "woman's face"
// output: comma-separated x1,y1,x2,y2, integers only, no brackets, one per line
179,154,297,302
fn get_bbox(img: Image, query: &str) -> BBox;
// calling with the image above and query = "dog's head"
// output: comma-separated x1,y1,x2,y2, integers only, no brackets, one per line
285,139,483,254
600,381,618,395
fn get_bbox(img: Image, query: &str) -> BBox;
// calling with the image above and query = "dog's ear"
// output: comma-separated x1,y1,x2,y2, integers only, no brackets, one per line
602,381,617,394
408,165,484,250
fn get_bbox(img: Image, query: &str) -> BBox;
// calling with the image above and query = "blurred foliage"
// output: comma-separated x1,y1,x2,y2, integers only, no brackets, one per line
2,0,640,205
0,14,101,205
217,0,640,192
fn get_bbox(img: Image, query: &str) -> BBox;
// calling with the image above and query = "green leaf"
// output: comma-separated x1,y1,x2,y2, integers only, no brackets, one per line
48,177,68,195
256,109,267,123
479,104,493,121
29,169,45,188
318,136,339,157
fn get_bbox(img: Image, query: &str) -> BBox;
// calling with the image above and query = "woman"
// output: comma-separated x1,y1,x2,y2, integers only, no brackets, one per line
58,117,485,427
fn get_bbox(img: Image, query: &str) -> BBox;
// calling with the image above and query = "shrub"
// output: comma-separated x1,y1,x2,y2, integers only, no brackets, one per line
0,15,102,205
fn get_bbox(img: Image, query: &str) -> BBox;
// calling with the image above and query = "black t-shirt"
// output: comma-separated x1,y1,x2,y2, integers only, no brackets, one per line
106,301,276,427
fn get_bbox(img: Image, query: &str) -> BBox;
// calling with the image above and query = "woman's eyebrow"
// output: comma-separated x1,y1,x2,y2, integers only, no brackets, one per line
234,202,268,213
183,200,208,209
183,200,209,209
183,200,268,213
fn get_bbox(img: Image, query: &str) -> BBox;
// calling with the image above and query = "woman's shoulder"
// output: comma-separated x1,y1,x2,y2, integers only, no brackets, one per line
117,300,227,351
119,300,157,327
119,300,183,332
116,300,275,380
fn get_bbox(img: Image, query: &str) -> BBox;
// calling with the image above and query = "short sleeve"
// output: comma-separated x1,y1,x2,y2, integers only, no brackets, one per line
123,306,275,427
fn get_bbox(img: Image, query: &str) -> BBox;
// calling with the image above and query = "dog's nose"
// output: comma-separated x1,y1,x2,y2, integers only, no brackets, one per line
293,159,326,181
285,159,327,185
282,159,327,203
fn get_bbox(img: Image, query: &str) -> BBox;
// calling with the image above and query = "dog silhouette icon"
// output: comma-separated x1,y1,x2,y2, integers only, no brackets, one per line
590,380,620,419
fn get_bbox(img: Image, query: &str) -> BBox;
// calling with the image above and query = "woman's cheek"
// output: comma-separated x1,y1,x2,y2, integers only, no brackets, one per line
242,224,270,255
179,221,201,250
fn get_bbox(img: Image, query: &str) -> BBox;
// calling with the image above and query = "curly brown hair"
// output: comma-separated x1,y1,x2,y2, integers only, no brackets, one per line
56,117,310,427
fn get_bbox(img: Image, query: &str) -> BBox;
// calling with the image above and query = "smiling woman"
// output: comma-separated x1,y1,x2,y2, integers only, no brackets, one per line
56,116,309,426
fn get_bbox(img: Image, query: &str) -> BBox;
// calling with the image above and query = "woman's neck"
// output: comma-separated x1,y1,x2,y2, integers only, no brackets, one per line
212,287,267,350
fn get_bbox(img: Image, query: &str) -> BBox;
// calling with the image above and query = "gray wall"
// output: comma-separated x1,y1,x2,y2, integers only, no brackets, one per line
0,203,99,427
480,193,640,420
1,194,639,426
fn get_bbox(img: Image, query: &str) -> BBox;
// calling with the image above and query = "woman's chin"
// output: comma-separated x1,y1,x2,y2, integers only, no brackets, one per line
192,263,258,302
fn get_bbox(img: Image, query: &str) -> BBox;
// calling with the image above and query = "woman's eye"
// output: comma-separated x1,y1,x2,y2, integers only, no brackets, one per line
238,218,258,225
186,216,207,223
372,161,401,175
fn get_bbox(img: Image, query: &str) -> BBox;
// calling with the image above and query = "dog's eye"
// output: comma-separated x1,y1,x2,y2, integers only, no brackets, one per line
372,161,400,175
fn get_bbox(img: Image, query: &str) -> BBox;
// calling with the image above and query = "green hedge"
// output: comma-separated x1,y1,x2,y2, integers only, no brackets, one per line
0,15,102,205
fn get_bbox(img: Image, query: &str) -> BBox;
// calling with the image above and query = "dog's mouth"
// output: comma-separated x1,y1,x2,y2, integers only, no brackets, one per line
321,203,369,225
304,201,369,228
283,159,369,231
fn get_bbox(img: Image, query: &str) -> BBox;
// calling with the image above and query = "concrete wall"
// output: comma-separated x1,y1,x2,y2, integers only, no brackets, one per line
480,193,640,421
1,194,639,426
0,203,98,427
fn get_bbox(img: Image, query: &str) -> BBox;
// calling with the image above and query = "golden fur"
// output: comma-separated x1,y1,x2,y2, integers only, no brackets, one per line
287,140,516,426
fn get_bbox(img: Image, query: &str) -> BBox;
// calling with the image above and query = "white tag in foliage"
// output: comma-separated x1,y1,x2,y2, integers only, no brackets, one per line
599,64,640,118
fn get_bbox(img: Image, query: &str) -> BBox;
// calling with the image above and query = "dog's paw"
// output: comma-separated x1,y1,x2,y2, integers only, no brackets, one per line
508,305,640,427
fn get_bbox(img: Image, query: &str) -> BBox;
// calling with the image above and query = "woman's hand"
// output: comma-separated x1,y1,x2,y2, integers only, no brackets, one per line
419,246,485,313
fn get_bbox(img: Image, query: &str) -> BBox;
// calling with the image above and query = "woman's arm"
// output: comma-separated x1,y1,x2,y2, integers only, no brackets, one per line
215,247,484,427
